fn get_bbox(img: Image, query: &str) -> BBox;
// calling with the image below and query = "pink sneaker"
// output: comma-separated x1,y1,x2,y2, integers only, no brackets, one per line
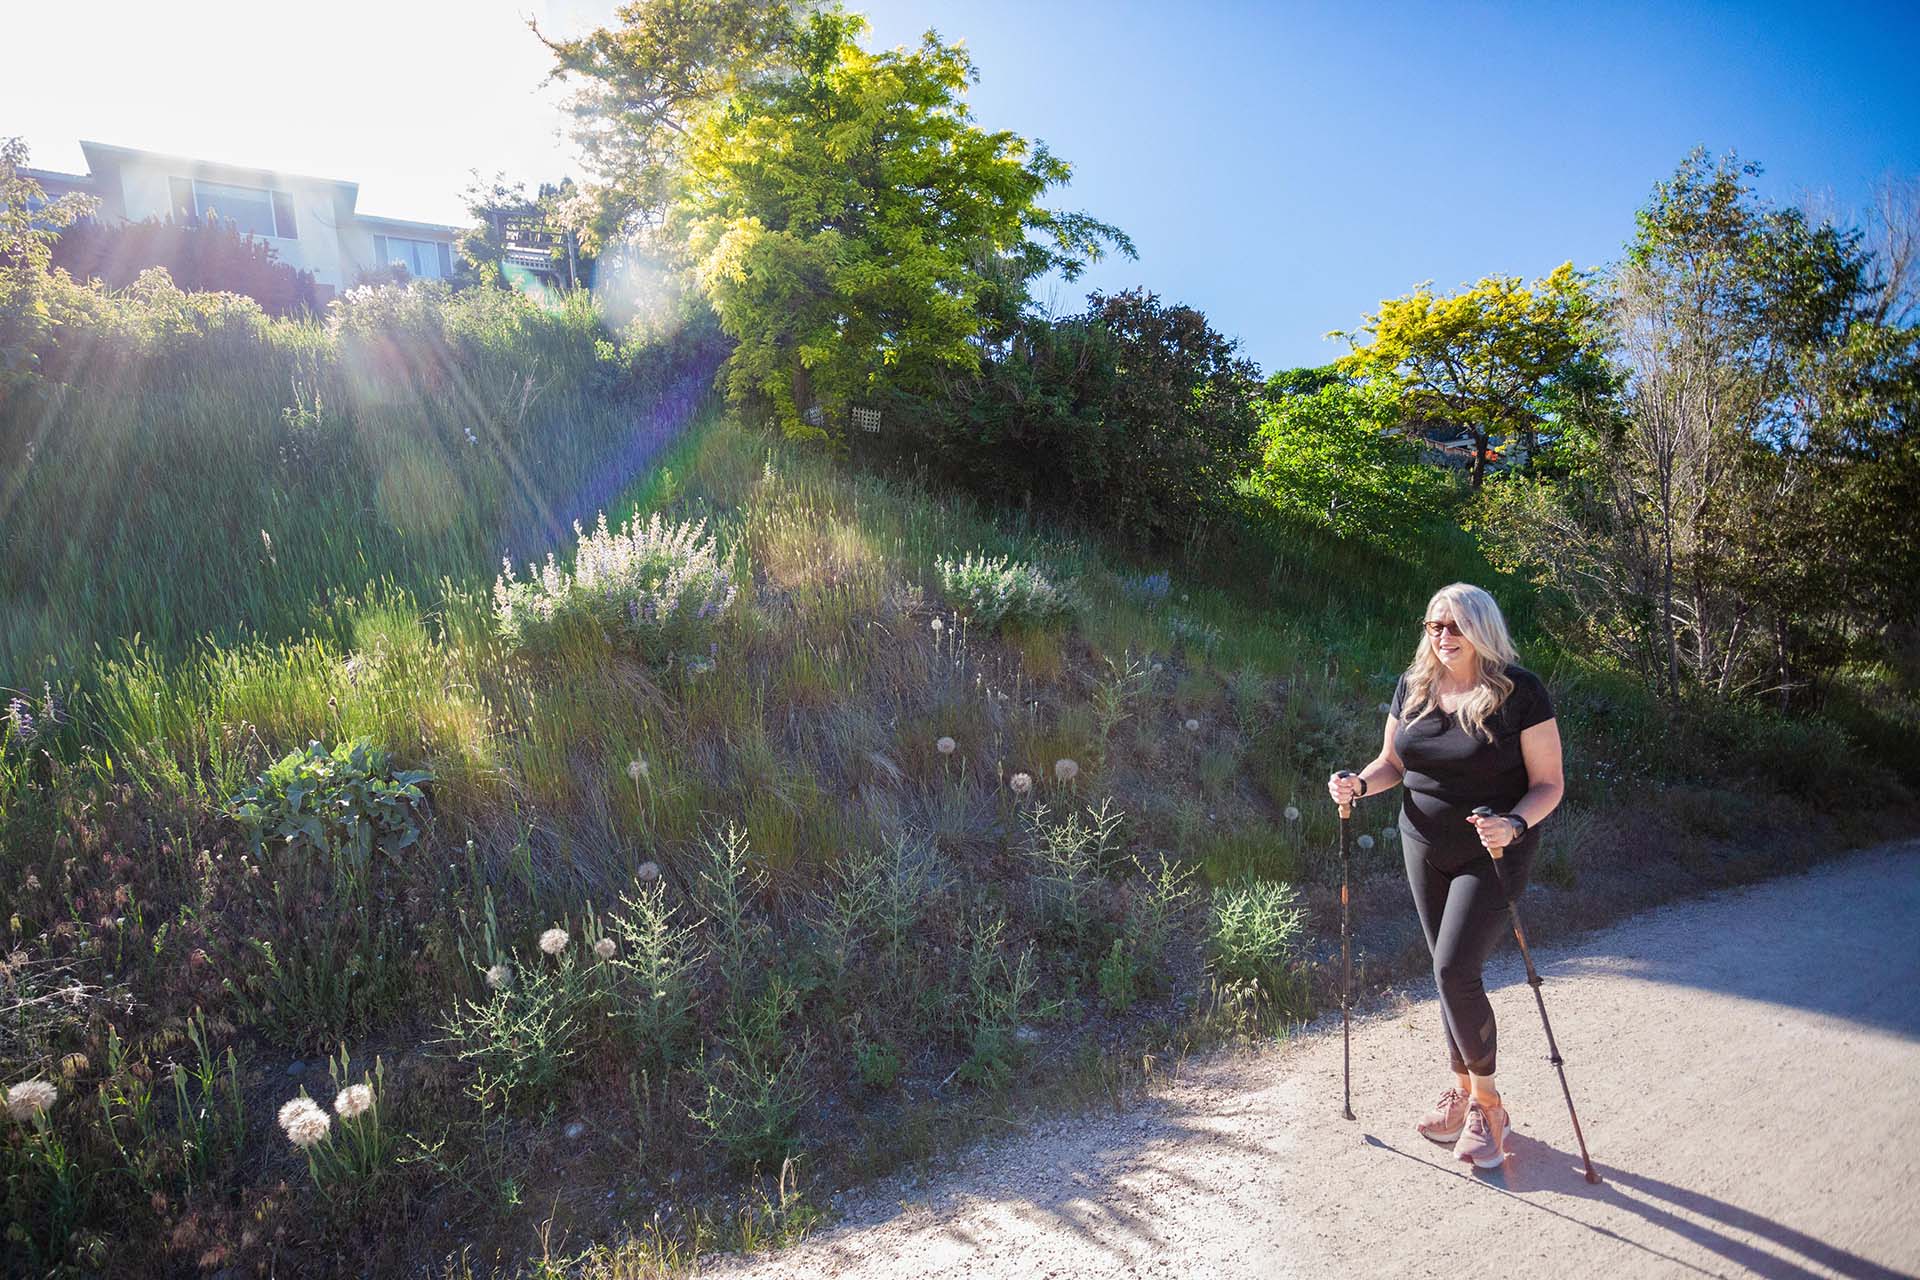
1453,1100,1511,1169
1415,1086,1470,1144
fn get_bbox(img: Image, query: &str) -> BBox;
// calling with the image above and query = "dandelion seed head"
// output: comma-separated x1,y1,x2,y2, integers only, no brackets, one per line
626,756,648,782
1358,835,1376,851
594,937,617,961
1184,718,1200,733
280,1097,330,1149
7,1079,56,1122
1009,772,1033,795
1053,758,1079,783
1283,806,1301,822
539,927,569,956
278,1095,331,1147
485,963,512,991
333,1084,374,1119
636,861,661,883
930,617,944,632
936,736,956,755
1382,827,1400,842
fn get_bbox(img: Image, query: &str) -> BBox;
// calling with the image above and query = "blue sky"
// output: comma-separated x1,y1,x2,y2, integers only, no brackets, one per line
8,1,1917,370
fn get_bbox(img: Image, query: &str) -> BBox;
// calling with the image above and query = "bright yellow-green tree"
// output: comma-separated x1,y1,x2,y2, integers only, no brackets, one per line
671,12,1128,437
1335,263,1599,485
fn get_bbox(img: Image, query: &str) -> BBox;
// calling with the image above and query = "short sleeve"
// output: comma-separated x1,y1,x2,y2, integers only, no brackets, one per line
1388,674,1408,720
1512,669,1555,731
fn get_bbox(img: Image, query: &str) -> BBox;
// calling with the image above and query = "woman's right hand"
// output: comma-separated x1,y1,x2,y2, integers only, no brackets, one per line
1327,770,1362,806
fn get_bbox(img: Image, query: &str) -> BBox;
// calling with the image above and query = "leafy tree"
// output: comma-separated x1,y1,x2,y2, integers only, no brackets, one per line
1249,374,1450,545
861,290,1255,547
537,0,824,254
670,12,1128,436
1075,289,1261,543
1,138,97,398
1477,150,1918,706
1336,263,1601,485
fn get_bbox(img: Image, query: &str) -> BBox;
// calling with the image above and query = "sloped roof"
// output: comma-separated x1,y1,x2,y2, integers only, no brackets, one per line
78,140,361,211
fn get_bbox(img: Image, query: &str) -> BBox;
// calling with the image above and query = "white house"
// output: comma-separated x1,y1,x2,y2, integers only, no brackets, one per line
23,140,463,301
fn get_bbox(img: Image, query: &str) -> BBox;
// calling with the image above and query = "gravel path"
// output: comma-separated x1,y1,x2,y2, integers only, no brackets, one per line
707,841,1920,1279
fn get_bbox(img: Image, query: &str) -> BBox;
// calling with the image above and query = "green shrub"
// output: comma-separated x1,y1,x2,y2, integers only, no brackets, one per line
936,552,1075,632
1206,879,1307,1003
695,979,810,1171
605,880,705,1071
955,910,1039,1090
1248,376,1452,546
51,216,320,316
222,739,431,1048
853,1038,902,1091
438,947,593,1115
1021,801,1125,965
226,738,431,876
494,510,738,668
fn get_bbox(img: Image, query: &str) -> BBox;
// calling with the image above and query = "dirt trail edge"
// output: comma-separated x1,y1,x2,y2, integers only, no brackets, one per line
708,842,1920,1280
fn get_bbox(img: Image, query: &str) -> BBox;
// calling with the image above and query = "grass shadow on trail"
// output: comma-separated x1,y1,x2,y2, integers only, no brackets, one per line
1363,1131,1915,1280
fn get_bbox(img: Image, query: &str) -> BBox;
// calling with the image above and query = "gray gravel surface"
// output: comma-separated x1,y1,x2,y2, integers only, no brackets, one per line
705,841,1920,1279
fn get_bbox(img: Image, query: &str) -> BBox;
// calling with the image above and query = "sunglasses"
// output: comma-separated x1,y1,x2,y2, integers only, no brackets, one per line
1424,619,1465,638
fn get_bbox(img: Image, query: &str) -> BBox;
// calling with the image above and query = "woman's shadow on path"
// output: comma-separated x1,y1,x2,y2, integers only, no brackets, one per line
1362,1129,1915,1280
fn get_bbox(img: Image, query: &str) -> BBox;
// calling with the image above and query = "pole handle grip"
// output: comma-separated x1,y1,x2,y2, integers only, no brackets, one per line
1336,770,1357,819
1472,805,1505,860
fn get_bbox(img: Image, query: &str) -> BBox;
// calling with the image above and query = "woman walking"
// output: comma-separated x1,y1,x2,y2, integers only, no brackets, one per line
1328,583,1563,1168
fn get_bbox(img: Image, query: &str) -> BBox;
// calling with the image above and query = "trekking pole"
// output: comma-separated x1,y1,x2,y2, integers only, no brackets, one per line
1472,807,1600,1183
1335,771,1359,1121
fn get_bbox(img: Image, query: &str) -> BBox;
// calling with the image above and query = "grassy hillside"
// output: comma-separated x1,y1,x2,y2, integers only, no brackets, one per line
0,280,1907,1277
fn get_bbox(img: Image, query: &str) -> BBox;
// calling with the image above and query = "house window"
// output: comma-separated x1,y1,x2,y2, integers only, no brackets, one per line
372,234,454,279
185,179,297,239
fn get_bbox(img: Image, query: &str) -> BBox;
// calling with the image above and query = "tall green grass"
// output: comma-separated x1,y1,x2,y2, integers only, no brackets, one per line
0,272,723,682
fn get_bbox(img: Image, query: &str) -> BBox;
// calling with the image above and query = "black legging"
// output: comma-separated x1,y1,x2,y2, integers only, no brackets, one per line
1403,833,1535,1076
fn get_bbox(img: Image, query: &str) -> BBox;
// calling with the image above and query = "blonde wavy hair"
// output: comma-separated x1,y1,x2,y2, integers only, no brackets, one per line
1398,583,1521,742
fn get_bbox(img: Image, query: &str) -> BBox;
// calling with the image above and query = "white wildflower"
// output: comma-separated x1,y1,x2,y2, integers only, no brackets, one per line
278,1096,330,1149
936,736,956,755
334,1084,374,1120
594,937,617,961
7,1079,56,1123
539,927,569,956
485,963,513,991
1009,772,1033,796
1054,758,1079,783
1283,806,1301,822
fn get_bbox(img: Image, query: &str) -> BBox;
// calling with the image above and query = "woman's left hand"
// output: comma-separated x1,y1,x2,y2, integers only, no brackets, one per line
1466,812,1518,851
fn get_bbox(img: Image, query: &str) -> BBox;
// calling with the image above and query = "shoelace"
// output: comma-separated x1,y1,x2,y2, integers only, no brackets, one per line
1436,1087,1468,1114
1462,1104,1490,1137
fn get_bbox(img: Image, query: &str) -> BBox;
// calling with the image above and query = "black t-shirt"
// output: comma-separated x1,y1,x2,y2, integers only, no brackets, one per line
1390,665,1555,868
